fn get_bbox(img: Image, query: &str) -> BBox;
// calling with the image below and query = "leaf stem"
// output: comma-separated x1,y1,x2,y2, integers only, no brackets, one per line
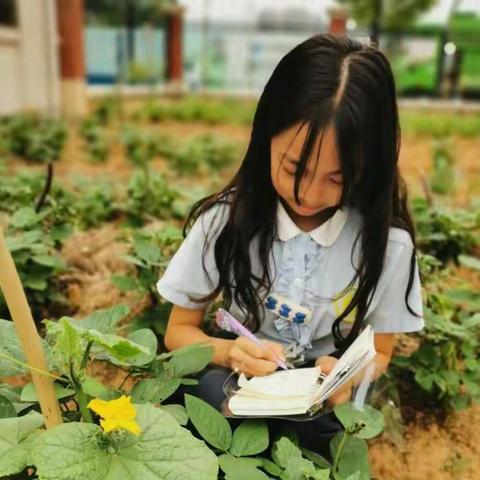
76,386,93,423
333,432,348,475
0,351,62,381
80,341,94,371
118,370,132,390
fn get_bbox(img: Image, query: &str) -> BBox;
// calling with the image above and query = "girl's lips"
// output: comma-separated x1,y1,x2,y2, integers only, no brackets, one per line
293,205,322,216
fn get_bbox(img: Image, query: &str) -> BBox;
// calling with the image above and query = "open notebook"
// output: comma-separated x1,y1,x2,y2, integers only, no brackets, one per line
227,325,376,416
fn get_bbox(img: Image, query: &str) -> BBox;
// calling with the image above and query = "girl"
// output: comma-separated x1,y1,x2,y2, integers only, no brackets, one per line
156,34,423,455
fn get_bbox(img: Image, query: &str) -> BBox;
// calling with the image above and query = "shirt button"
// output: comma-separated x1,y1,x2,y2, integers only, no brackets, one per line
293,278,304,287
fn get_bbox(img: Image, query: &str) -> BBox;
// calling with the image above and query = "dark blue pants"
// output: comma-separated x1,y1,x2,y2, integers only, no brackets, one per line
167,364,343,460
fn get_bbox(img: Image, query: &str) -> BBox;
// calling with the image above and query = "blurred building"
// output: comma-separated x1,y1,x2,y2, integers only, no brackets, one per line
0,0,60,115
0,0,184,117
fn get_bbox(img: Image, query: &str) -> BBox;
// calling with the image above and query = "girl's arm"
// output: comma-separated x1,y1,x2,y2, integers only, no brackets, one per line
164,304,286,376
164,305,234,369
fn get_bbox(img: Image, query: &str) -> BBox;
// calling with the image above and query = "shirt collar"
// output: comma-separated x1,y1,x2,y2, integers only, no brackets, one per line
276,200,348,247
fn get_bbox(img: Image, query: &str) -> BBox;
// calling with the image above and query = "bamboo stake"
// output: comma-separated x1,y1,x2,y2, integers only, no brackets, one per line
0,228,62,428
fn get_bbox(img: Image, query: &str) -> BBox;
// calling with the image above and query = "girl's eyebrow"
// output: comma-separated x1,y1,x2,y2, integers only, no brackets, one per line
281,152,342,175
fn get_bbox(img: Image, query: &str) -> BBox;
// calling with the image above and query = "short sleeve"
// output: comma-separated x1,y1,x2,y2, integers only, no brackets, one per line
156,204,228,309
366,229,424,334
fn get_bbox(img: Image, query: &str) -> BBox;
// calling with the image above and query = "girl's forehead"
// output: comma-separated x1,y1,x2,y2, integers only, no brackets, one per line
273,122,340,169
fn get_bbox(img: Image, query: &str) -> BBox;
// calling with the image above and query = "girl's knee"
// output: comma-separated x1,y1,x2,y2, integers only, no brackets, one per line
194,366,232,410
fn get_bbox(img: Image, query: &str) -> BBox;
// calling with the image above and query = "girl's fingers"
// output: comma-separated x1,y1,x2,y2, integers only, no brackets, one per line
235,337,265,359
229,345,278,377
315,355,338,375
241,356,278,377
260,340,286,362
327,383,352,406
235,337,285,363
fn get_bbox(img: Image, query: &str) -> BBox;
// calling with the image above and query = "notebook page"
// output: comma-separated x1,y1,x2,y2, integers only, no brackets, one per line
313,350,375,404
236,367,321,398
312,326,375,404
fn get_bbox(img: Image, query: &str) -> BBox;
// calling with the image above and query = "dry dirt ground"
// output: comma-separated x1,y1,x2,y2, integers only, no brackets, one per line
5,114,480,480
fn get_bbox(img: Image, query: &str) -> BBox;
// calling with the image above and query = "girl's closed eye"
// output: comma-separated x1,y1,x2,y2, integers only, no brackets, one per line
329,176,343,186
282,159,343,186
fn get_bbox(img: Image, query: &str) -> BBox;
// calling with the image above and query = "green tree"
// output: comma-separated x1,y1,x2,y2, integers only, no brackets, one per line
338,0,438,42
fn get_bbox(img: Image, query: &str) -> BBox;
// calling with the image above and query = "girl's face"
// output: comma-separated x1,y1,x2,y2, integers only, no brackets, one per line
270,122,343,227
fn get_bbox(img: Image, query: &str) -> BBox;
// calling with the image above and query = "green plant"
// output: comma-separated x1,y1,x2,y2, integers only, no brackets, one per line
4,114,67,214
121,126,177,224
0,118,12,156
185,395,383,480
124,169,178,225
430,138,455,195
133,96,255,126
0,305,219,479
90,96,121,126
112,227,183,337
392,289,480,411
400,110,480,138
0,170,75,244
163,133,238,175
0,299,384,480
6,115,67,164
79,118,111,163
72,177,118,229
412,197,480,264
0,207,67,321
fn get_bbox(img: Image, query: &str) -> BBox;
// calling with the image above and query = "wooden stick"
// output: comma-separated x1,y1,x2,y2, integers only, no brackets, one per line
0,228,62,428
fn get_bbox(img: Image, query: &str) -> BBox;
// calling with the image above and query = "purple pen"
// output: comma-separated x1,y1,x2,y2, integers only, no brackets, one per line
215,308,288,370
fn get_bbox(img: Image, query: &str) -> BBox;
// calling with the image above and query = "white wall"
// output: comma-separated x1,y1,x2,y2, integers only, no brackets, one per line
0,0,59,116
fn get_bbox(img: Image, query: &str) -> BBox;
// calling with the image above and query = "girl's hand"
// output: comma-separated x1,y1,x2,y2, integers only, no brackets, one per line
315,355,353,406
228,337,286,377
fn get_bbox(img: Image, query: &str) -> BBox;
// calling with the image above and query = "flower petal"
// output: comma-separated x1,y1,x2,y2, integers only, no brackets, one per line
101,418,141,436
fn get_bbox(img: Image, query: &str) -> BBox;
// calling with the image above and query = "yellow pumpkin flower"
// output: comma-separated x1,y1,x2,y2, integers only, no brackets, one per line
88,395,141,435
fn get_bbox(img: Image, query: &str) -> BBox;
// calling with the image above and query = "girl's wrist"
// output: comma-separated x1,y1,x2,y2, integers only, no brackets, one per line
209,337,235,369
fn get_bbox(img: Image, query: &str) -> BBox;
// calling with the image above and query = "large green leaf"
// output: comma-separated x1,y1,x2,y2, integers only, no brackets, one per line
459,254,480,271
0,395,16,418
79,305,130,333
0,411,44,477
6,229,43,252
272,437,300,469
184,394,232,452
32,404,218,480
218,454,269,480
159,404,188,425
300,447,331,470
45,317,150,371
81,376,120,401
44,318,85,375
0,385,35,414
131,376,181,404
125,328,158,366
133,233,162,265
86,329,150,362
334,404,384,439
20,382,75,402
330,433,369,480
95,328,158,367
166,343,214,377
271,437,328,480
9,207,46,228
229,419,269,457
0,319,28,376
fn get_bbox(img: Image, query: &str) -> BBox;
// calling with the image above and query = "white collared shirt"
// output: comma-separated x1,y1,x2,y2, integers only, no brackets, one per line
156,200,424,359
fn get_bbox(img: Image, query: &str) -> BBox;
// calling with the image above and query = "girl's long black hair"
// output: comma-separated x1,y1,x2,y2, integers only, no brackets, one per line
184,34,419,353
